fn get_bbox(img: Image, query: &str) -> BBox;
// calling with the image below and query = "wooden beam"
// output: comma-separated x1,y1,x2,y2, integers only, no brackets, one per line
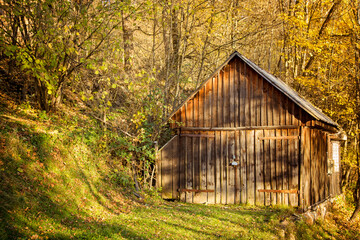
258,136,299,140
258,189,299,194
180,134,215,138
179,189,215,193
180,125,299,131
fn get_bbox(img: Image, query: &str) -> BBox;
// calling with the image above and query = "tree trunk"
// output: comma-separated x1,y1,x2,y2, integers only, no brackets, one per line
21,75,29,102
35,78,50,112
122,5,134,75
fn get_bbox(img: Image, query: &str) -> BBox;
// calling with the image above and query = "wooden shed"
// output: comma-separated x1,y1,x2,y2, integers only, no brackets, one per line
157,51,345,209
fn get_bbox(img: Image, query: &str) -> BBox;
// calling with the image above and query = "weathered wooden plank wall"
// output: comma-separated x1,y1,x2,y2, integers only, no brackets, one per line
159,130,301,206
170,58,308,129
299,127,340,208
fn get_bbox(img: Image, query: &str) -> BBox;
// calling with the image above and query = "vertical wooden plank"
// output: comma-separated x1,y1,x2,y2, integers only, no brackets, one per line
289,129,295,206
302,127,311,208
282,129,289,205
247,130,255,205
244,63,250,126
314,130,320,204
325,134,329,199
204,83,210,128
275,129,282,204
192,96,196,128
280,94,285,126
217,73,222,127
213,76,218,127
221,131,227,204
264,130,271,206
228,131,235,204
310,129,314,205
166,142,174,199
323,132,327,200
208,136,215,203
229,60,235,128
249,70,255,126
273,89,280,126
284,97,291,126
320,131,325,201
294,129,300,207
240,130,247,204
198,136,207,203
226,132,230,204
184,137,188,202
260,77,266,127
210,77,214,128
177,137,186,202
195,94,200,127
319,132,324,202
267,85,274,126
270,130,276,205
310,129,316,205
193,137,201,203
235,130,241,204
185,137,193,203
318,130,322,201
172,137,179,199
179,137,186,202
185,101,190,127
314,130,318,204
204,85,208,128
224,65,230,128
234,59,239,128
215,131,221,203
199,89,204,127
256,75,261,126
298,127,304,209
209,80,213,127
255,130,265,205
239,61,245,127
222,70,226,127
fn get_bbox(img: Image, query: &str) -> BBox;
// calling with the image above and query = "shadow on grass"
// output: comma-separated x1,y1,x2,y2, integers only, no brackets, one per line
0,117,143,239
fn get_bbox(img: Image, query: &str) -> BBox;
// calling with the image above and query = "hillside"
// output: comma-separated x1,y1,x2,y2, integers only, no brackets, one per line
0,92,359,239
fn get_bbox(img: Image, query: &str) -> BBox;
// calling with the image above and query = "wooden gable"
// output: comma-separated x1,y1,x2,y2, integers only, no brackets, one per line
169,52,338,130
171,57,309,129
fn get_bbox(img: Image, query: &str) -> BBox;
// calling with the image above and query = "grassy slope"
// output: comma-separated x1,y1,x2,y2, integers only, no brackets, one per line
0,92,359,239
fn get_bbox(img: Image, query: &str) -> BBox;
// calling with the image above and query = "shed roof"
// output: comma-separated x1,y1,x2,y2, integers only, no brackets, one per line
169,51,339,128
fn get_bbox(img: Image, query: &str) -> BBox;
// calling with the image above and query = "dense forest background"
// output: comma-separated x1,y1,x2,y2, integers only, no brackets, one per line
1,0,360,221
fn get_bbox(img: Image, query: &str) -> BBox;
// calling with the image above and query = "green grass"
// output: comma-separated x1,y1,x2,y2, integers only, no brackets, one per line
0,94,359,239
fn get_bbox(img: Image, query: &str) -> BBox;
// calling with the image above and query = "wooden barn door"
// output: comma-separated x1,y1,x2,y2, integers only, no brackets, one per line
214,128,300,206
258,128,301,207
